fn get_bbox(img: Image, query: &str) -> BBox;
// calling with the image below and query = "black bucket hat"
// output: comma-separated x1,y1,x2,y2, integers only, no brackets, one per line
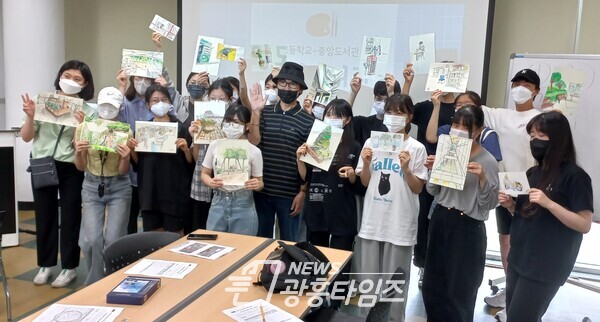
272,62,308,90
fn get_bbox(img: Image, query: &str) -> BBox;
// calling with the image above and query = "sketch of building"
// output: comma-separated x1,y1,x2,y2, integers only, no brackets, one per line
429,134,472,190
134,121,178,153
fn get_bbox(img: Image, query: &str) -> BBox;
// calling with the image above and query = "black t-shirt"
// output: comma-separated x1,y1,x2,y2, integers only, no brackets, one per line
411,101,455,155
509,162,593,285
303,141,362,236
352,115,388,148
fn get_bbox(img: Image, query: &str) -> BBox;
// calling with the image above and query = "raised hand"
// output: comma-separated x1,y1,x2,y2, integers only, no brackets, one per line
350,72,362,94
238,58,247,75
361,147,373,164
249,83,267,112
152,32,163,51
403,63,414,83
21,94,36,118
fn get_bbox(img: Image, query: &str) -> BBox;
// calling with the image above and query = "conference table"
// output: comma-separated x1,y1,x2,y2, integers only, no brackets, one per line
22,230,353,322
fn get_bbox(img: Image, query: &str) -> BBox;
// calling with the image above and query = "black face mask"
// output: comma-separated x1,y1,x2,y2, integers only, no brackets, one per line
530,138,550,163
277,89,299,104
187,84,206,99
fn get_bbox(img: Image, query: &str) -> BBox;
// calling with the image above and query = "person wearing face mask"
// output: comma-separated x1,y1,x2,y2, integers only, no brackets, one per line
402,62,458,287
127,85,194,235
354,94,428,322
247,61,315,242
422,105,499,321
498,111,593,321
200,103,264,235
350,77,400,147
189,79,236,232
73,87,133,285
479,69,543,319
427,90,502,161
20,60,96,287
264,73,278,106
168,71,210,128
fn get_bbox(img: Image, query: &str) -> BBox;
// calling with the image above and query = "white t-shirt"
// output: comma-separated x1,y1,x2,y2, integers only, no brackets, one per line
203,139,263,192
356,136,428,246
481,105,539,172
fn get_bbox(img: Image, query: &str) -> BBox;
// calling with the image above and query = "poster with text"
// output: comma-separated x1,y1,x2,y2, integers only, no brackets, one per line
121,49,164,79
425,63,470,93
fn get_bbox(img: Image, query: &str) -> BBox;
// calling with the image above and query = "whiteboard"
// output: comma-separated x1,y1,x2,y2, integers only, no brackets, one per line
505,53,600,222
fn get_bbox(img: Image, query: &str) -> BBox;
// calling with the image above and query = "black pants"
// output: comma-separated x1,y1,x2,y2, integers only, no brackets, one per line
422,206,486,322
414,189,434,268
309,231,355,309
192,199,211,231
126,186,140,234
32,161,83,269
506,265,561,322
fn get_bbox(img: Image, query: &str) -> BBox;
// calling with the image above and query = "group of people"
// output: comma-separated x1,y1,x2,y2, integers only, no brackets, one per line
20,33,593,322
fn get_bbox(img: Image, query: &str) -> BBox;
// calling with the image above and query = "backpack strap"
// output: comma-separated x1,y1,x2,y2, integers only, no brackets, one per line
294,242,330,264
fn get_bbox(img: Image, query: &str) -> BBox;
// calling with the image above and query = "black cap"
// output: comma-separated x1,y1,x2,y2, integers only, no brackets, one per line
272,62,308,90
511,69,540,88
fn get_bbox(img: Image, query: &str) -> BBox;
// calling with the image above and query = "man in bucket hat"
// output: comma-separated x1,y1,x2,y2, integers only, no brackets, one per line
247,62,314,241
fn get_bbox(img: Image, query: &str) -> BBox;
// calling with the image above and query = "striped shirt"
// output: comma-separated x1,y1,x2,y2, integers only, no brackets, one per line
259,102,314,199
190,144,212,202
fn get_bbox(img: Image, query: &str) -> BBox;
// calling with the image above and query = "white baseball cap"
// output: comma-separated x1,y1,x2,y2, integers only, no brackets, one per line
97,86,123,108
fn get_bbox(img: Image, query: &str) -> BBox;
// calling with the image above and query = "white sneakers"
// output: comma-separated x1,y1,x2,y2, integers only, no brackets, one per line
484,288,506,308
495,308,507,322
33,267,77,288
33,267,51,285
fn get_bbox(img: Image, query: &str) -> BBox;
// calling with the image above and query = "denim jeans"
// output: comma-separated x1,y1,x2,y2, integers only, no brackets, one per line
254,192,298,241
207,189,258,236
80,173,132,285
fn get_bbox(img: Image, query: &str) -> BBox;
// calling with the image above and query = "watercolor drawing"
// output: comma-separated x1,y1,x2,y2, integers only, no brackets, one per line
121,49,164,79
213,139,251,186
429,134,472,190
192,35,223,76
34,92,84,127
134,121,178,153
80,119,130,153
149,14,180,41
425,63,470,93
370,131,405,153
542,67,586,116
359,36,391,82
193,101,227,144
216,43,245,62
300,119,343,171
308,63,344,106
409,33,436,75
499,171,531,197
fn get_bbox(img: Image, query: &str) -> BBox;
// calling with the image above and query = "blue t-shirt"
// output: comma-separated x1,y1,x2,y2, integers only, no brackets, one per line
438,125,503,161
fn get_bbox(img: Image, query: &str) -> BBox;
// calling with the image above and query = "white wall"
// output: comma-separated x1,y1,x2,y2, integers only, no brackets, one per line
0,3,5,130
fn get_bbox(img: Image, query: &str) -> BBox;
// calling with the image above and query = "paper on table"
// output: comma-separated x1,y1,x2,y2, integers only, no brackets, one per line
149,14,180,41
223,299,302,322
170,241,235,260
33,304,123,322
125,259,197,279
499,172,531,197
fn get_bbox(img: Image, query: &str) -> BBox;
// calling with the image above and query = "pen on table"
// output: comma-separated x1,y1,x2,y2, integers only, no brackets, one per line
259,303,266,322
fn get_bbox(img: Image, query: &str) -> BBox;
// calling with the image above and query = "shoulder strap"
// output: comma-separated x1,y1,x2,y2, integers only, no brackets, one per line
294,242,330,264
51,125,66,158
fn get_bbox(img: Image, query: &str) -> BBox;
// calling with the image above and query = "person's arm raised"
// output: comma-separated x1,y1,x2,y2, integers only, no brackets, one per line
348,72,362,108
20,94,36,142
248,83,267,146
402,63,414,95
426,90,443,144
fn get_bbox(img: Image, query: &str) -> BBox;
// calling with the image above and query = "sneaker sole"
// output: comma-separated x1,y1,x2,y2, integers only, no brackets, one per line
33,276,52,286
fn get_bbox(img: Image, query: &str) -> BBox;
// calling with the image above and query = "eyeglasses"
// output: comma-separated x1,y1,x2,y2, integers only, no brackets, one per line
223,122,244,129
277,79,300,90
150,97,171,105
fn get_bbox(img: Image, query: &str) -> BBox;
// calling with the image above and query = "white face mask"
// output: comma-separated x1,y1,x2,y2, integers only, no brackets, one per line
134,79,152,96
323,117,344,129
312,105,325,120
372,101,385,116
511,86,533,105
449,128,470,139
265,89,278,104
59,78,83,95
150,101,172,117
383,114,406,133
97,103,119,120
222,122,245,139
